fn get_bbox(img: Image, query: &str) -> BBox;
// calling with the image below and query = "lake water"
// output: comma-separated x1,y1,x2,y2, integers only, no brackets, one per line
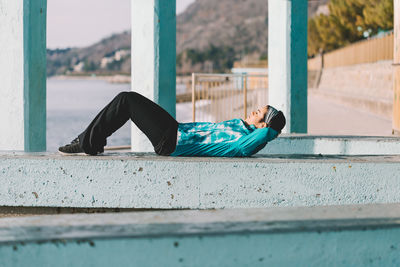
47,79,194,152
47,79,132,151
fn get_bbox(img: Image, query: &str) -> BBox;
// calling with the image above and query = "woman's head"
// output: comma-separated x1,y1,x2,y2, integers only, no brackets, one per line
244,105,286,133
265,106,286,133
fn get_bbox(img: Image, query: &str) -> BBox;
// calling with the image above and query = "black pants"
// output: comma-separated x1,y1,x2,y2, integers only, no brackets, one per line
78,91,178,156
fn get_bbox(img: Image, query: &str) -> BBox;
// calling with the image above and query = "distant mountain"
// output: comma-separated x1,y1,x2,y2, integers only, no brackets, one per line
177,0,328,54
47,31,131,76
47,0,329,76
176,0,328,73
177,0,268,58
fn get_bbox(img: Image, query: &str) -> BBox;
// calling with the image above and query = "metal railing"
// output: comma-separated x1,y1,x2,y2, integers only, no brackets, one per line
191,73,268,122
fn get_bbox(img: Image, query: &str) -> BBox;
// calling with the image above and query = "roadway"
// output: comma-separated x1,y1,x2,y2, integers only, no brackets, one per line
308,94,393,136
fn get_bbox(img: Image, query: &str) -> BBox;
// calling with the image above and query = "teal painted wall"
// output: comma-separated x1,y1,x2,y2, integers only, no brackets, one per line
1,228,400,266
290,0,308,133
130,0,176,152
23,0,47,152
268,0,308,133
154,0,176,118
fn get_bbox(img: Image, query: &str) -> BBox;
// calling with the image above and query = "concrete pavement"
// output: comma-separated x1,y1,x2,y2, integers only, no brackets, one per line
308,94,393,136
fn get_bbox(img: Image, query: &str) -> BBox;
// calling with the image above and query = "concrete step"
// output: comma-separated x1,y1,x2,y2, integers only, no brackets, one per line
106,136,400,155
0,152,399,209
261,135,400,155
0,204,400,266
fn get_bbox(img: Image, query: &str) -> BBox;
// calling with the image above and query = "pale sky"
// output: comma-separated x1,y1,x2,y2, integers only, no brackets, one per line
47,0,196,49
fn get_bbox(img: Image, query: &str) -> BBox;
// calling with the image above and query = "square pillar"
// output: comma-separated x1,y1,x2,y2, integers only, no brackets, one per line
0,0,47,151
268,0,308,133
393,0,400,134
131,0,176,152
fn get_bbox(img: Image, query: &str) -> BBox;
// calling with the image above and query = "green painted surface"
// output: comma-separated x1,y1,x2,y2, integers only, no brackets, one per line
23,0,47,152
290,0,308,133
154,0,176,118
0,227,399,266
1,204,400,266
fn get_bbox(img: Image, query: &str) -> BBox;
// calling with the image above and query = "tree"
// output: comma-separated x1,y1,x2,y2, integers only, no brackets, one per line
308,18,322,56
362,0,393,30
308,0,394,57
177,45,236,73
83,60,97,72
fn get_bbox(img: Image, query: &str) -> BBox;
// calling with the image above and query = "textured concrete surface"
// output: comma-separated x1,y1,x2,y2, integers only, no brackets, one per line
261,135,400,155
0,152,399,209
1,204,400,266
0,206,140,218
1,203,400,241
131,0,176,152
2,229,400,266
268,0,308,133
0,0,25,150
0,0,47,152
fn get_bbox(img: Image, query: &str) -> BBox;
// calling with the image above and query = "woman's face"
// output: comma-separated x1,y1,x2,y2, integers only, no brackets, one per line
245,106,269,128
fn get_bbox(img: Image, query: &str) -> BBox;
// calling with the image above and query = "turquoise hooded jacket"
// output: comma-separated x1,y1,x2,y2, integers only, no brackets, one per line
171,118,278,157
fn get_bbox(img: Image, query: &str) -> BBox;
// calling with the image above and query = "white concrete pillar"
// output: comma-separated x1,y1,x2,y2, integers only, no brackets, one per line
393,0,400,133
0,0,47,151
268,0,308,133
131,0,176,152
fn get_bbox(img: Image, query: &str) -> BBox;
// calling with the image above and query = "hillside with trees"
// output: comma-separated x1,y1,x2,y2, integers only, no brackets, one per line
47,0,330,76
47,31,131,77
308,0,394,56
176,0,329,73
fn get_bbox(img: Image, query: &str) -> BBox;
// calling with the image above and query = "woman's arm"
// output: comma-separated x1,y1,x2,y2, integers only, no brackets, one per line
234,127,279,157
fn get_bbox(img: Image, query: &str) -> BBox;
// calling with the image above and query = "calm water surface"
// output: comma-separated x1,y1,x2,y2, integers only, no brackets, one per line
47,78,192,152
47,79,131,151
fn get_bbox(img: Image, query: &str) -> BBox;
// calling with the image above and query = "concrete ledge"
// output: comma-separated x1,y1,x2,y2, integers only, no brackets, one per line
0,152,400,209
1,204,400,266
261,135,400,155
1,203,400,242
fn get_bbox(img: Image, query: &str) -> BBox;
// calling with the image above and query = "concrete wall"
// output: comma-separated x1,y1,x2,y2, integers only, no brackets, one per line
131,0,176,152
3,228,399,266
0,0,47,151
1,152,400,209
260,135,400,155
268,0,308,133
0,1,25,150
312,60,393,119
1,204,400,266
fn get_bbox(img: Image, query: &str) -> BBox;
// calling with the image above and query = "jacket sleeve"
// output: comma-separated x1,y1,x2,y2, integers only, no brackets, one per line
234,127,279,157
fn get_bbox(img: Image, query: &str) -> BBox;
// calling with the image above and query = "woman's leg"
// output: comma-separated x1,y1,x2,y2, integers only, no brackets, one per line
78,91,178,155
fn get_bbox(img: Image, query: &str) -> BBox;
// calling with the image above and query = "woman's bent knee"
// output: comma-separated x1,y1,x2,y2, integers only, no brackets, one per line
116,91,142,101
116,91,131,99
